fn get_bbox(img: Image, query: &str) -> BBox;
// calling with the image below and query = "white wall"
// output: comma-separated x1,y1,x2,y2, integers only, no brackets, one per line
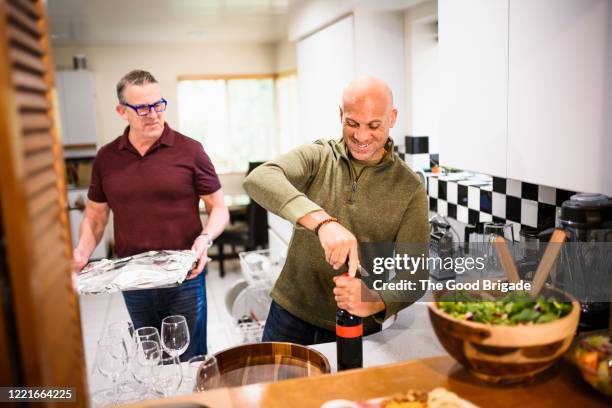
354,10,407,141
296,15,355,146
404,0,439,152
295,11,408,146
52,43,277,148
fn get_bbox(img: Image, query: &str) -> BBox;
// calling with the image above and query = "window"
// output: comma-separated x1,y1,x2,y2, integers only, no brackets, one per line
177,77,278,174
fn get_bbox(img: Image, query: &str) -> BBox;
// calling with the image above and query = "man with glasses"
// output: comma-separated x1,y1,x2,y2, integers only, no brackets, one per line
73,69,229,359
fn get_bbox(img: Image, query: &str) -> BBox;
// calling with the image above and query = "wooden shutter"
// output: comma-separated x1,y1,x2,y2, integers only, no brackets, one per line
0,0,87,405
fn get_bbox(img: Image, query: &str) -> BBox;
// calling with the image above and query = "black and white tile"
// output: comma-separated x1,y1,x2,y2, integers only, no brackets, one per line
394,136,432,170
394,135,580,240
426,174,578,239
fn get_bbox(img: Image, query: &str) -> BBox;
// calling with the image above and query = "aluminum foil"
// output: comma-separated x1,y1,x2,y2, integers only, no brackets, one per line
76,250,197,295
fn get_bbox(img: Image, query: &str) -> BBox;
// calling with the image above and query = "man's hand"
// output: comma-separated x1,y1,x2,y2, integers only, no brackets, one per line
333,275,385,317
298,210,360,277
188,235,210,280
72,248,89,272
318,221,360,277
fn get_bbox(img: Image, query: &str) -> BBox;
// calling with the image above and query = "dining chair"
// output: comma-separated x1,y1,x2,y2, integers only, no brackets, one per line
213,162,268,277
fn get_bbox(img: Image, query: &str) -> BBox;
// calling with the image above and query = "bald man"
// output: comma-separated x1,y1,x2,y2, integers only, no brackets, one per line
244,77,429,345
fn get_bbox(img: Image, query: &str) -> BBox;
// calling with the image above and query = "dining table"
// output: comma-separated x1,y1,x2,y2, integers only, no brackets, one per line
199,194,250,223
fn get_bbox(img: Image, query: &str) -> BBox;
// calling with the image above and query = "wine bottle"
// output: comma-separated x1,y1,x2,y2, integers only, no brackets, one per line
335,271,363,371
336,308,363,371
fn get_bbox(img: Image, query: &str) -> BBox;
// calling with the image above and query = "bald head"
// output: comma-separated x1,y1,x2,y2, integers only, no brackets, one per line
341,76,394,113
339,76,397,162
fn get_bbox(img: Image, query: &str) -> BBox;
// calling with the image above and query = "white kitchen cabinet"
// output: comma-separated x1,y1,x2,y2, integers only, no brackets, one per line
55,70,98,147
439,0,612,196
267,211,292,258
438,0,509,178
507,0,612,196
268,227,289,259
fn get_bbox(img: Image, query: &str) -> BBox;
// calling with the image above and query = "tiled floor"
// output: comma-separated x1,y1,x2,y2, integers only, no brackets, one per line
80,257,247,393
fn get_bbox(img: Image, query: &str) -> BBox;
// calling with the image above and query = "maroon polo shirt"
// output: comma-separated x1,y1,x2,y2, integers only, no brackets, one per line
88,123,221,257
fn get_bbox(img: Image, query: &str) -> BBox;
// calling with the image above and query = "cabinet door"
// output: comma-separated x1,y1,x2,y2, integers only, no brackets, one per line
507,0,612,196
439,0,509,177
56,71,97,146
55,71,69,144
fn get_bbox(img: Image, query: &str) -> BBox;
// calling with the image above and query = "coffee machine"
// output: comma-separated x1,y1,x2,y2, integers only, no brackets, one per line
557,193,612,331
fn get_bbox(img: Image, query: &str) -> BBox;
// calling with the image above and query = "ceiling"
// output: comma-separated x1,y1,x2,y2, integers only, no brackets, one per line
46,0,292,45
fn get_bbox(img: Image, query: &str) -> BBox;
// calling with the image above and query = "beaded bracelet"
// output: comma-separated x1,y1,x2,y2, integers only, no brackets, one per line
314,217,339,236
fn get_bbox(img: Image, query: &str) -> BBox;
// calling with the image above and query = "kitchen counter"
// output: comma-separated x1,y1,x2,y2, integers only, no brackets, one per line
310,302,446,372
123,355,609,408
120,304,609,408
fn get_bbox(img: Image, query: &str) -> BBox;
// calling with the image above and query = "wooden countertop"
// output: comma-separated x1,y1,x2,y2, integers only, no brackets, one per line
124,355,610,408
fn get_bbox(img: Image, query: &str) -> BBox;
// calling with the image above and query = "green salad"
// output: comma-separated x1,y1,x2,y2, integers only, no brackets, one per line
437,292,572,325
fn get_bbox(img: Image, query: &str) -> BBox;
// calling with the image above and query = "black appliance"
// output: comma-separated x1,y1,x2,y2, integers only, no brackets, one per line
558,193,612,332
429,216,455,279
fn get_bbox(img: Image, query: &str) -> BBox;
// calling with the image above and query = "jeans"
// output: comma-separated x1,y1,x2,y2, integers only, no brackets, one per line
123,272,207,361
262,301,336,345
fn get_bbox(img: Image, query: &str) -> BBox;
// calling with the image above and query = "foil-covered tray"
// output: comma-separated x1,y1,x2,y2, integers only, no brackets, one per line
76,250,197,295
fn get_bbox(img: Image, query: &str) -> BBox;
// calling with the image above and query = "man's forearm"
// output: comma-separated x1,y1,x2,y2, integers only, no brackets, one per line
75,218,105,257
201,205,229,239
243,145,324,225
297,210,333,231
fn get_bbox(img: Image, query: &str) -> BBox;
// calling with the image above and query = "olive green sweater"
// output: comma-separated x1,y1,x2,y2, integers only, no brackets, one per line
243,138,429,333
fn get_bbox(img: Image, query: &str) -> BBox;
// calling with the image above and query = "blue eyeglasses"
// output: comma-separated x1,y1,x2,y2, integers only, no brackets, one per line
122,98,167,116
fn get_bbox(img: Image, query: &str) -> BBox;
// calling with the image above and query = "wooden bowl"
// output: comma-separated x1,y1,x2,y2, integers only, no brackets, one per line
209,342,330,388
428,286,580,383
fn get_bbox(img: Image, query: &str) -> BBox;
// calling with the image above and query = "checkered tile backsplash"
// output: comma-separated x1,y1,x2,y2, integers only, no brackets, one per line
394,136,579,240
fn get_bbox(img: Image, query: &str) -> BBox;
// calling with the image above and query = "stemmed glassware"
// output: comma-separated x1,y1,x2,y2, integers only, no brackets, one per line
96,335,129,405
105,320,137,390
131,340,161,399
161,315,190,362
94,319,192,401
483,222,516,278
155,355,183,397
134,326,161,345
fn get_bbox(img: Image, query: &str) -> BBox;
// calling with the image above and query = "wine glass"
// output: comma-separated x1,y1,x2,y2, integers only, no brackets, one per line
131,340,161,399
105,321,137,389
483,222,516,278
105,320,135,350
194,355,221,392
134,326,160,346
96,335,128,405
154,355,183,397
161,315,190,362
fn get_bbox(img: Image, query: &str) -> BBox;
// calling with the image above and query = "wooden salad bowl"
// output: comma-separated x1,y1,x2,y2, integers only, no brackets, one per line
428,285,580,383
